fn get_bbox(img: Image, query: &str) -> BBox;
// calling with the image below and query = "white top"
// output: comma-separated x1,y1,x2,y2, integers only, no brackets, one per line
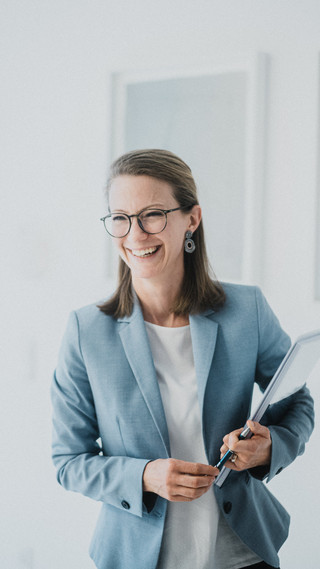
145,321,261,569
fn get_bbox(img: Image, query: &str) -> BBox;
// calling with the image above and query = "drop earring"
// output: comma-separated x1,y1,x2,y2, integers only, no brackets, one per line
184,230,195,253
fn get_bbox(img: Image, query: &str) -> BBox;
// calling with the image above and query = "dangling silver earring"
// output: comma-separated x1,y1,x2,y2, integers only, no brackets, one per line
184,230,195,253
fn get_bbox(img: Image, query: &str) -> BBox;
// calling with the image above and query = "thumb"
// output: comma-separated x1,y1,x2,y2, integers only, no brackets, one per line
246,420,268,437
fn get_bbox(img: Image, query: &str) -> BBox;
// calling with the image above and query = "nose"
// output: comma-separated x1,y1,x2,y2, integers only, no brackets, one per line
128,216,148,240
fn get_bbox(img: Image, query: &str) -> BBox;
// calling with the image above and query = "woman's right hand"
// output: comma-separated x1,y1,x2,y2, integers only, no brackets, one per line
143,459,219,502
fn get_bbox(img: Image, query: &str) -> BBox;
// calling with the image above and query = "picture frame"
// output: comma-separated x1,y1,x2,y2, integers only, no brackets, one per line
107,54,268,285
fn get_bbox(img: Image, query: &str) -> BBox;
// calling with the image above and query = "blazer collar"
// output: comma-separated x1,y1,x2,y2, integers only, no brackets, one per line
117,299,171,456
117,298,219,454
189,311,219,414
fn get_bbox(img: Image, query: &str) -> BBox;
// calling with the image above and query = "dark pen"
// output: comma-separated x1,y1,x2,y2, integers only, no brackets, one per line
215,424,252,470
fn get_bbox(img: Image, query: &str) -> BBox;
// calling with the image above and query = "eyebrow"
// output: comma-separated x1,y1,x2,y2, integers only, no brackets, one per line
109,203,167,213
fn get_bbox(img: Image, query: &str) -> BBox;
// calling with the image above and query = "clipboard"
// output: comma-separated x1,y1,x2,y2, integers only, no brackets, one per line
214,329,320,487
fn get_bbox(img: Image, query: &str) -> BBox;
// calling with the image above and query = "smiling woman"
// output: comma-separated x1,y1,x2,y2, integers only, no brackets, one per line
51,148,314,569
99,149,226,322
106,174,202,317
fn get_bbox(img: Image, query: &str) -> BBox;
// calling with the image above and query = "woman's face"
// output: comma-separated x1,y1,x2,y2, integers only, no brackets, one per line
108,175,201,287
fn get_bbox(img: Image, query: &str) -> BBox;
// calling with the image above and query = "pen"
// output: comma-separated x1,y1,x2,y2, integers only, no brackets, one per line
215,424,252,470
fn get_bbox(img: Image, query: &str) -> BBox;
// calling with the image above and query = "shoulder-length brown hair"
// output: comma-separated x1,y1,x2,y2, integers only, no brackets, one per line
99,149,225,318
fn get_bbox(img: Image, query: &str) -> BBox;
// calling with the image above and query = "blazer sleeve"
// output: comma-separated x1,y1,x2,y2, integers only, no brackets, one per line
250,287,315,482
51,311,150,518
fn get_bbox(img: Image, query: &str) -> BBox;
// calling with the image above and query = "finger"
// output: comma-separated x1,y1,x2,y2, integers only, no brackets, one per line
228,431,242,452
224,457,241,471
174,483,214,500
220,443,228,455
246,420,270,439
178,461,217,477
222,427,243,446
169,493,206,502
224,449,249,471
182,485,213,499
178,473,215,489
220,439,241,456
170,495,194,502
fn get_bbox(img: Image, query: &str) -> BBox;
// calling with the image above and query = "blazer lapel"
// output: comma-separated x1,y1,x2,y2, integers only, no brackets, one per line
190,310,219,416
118,301,170,456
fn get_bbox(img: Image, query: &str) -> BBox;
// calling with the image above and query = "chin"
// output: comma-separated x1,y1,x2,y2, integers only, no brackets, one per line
131,268,160,281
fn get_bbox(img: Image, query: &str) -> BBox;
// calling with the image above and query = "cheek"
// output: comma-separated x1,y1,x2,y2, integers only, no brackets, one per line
113,238,126,258
164,234,185,260
171,228,186,251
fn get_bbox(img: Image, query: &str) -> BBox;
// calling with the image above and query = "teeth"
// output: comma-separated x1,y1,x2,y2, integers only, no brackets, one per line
132,247,158,257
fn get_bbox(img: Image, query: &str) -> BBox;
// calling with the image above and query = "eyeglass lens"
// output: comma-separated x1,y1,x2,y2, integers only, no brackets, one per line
105,209,167,237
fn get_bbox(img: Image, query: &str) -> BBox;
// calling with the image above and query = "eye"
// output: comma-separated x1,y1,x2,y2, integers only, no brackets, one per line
142,209,164,218
112,214,128,222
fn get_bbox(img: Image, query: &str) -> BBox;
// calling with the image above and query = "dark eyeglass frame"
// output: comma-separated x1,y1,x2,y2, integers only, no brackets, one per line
100,206,187,237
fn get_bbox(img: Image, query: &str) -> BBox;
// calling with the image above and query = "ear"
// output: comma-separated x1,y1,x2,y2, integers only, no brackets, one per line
187,205,202,233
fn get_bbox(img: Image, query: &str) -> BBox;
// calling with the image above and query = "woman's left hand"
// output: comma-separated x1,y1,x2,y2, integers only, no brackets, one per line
220,420,272,470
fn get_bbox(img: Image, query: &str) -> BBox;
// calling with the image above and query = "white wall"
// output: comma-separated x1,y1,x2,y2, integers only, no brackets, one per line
1,1,320,567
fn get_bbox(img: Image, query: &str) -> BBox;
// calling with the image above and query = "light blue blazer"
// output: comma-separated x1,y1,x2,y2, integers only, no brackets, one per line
51,283,314,569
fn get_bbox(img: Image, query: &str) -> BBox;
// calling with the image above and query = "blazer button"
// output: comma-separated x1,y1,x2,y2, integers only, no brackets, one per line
223,501,232,514
121,500,130,510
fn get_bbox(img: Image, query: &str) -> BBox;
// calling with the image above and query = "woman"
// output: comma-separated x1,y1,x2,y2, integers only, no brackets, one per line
51,149,314,569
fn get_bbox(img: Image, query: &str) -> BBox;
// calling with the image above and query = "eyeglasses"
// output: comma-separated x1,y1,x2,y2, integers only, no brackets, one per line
100,207,186,238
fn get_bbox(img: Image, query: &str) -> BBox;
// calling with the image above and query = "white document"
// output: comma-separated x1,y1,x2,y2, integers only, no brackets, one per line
215,329,320,487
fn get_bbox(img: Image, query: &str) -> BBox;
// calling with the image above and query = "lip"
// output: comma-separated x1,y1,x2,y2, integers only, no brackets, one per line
127,245,161,259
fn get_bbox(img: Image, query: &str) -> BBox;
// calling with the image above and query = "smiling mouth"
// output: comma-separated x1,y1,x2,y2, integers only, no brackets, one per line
131,246,160,258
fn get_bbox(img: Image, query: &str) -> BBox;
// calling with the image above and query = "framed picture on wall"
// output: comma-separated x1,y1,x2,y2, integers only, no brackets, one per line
315,55,320,301
108,54,268,285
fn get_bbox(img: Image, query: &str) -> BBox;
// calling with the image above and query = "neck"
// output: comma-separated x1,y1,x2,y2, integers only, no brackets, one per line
132,275,189,327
